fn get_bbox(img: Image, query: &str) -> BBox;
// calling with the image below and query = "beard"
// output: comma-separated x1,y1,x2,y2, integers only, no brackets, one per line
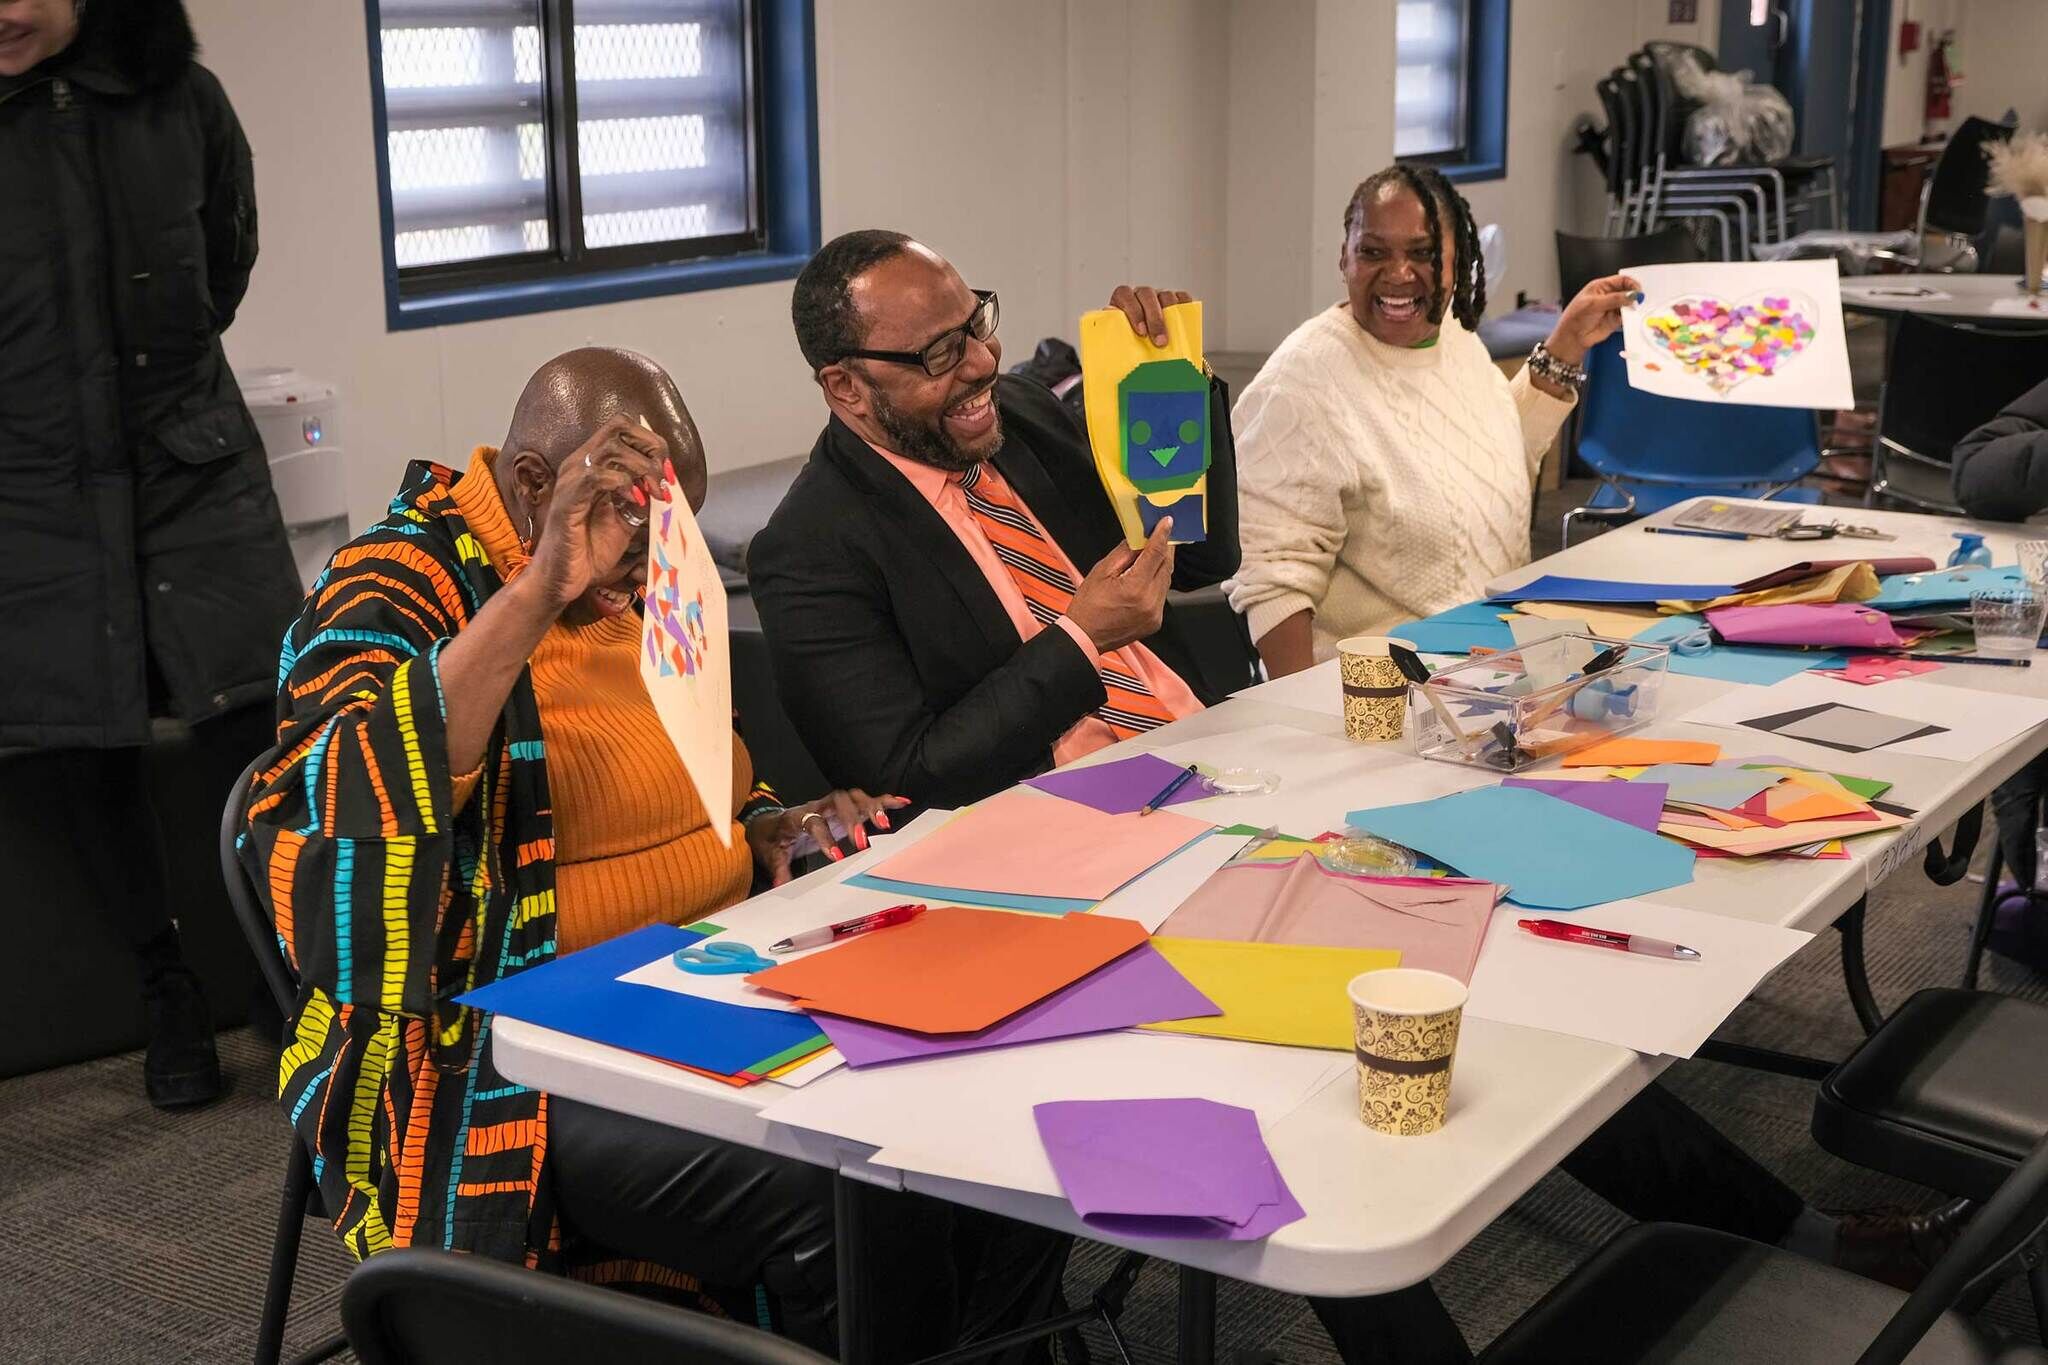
868,379,1002,473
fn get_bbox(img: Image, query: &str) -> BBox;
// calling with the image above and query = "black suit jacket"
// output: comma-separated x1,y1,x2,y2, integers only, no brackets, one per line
748,373,1240,809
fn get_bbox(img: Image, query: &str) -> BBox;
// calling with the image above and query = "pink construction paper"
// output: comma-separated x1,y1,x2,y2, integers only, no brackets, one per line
1705,603,1905,649
869,788,1213,901
1815,655,1945,686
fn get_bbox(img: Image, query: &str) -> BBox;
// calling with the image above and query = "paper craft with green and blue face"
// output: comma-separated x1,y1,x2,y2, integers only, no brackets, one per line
1079,300,1210,547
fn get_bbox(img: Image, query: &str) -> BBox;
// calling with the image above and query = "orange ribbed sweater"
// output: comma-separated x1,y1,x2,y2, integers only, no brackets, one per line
451,448,754,951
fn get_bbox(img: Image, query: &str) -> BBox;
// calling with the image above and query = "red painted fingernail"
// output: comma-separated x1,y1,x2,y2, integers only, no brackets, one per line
826,846,845,862
874,811,892,830
854,828,869,851
665,458,678,486
629,484,647,506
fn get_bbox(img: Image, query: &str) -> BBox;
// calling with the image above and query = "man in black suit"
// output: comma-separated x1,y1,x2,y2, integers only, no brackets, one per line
749,230,1239,810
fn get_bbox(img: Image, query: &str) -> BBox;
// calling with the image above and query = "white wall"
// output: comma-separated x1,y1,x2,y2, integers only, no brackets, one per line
192,0,1723,518
1956,0,2048,131
188,0,1231,527
1881,0,1966,147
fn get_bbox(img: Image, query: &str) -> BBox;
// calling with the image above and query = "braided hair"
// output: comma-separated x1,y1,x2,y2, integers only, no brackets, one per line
1342,164,1487,331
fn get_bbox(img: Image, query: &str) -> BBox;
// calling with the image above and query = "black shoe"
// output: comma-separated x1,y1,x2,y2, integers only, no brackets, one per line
143,965,224,1110
1831,1197,1974,1291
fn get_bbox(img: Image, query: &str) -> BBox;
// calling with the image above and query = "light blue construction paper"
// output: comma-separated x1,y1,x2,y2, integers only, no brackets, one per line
1867,564,2023,611
1489,575,1735,605
1633,764,1779,809
1389,601,1516,655
1345,787,1695,911
845,872,1097,916
1632,614,1847,685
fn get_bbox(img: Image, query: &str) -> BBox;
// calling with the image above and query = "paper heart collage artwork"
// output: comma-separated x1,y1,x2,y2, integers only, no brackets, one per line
1641,294,1817,395
645,504,711,682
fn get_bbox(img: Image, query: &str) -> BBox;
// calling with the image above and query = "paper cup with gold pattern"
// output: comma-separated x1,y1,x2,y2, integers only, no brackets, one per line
1348,968,1467,1136
1337,635,1407,743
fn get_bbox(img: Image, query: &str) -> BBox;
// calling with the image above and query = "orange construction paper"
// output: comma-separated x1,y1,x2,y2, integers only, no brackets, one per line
866,787,1213,901
1562,738,1723,768
744,906,1148,1034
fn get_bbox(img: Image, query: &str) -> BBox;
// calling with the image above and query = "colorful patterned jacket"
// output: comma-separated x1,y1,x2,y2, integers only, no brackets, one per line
244,459,771,1266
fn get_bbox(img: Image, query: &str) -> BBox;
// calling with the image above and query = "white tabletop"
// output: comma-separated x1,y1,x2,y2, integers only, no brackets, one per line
1840,272,2046,322
493,495,2048,1300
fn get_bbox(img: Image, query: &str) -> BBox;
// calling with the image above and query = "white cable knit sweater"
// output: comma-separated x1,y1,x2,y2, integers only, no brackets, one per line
1226,304,1576,661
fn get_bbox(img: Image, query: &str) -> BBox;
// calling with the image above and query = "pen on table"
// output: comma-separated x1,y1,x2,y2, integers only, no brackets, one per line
1890,652,2032,668
1139,763,1201,816
1641,525,1750,542
1518,917,1700,960
770,903,924,954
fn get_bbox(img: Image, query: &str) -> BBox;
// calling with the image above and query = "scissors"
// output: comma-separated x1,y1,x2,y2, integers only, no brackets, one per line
1666,626,1715,656
673,941,776,975
1776,519,1894,541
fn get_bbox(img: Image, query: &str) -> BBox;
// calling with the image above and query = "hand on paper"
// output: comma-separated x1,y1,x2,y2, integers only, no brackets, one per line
527,416,670,615
749,788,911,884
1545,272,1642,365
1068,516,1175,652
1107,285,1194,347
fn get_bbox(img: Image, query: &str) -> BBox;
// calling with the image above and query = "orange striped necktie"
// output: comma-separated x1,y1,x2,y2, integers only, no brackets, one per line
956,462,1175,739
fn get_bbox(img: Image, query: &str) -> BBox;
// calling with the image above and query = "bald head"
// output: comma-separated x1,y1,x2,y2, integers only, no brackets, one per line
502,347,707,509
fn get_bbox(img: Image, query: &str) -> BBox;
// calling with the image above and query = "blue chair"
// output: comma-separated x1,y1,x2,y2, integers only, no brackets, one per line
1562,333,1822,546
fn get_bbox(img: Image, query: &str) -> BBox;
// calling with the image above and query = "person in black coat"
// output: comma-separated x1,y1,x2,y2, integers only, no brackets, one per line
1952,376,2048,962
0,0,302,1106
750,230,1242,812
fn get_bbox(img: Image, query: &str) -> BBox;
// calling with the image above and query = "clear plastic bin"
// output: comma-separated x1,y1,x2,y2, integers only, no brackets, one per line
1407,635,1671,772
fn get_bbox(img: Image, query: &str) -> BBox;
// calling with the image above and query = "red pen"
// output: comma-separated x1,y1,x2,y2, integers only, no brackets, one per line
1518,918,1700,960
769,904,924,954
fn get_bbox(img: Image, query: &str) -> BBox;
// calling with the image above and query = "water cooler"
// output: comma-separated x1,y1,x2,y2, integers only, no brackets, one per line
237,367,349,589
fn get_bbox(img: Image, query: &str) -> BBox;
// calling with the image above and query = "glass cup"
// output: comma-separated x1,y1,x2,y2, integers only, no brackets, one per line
1347,968,1467,1136
1970,587,2047,658
1337,635,1408,743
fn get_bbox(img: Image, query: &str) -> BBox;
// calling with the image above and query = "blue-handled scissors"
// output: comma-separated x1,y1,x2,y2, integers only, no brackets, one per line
673,940,776,975
1667,627,1714,656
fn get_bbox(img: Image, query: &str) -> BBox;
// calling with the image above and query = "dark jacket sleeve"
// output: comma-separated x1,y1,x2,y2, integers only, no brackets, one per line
1952,378,2048,523
749,511,1106,809
189,64,258,330
1175,373,1240,592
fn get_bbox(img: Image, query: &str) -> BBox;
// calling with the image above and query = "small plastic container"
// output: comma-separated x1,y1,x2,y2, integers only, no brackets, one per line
1321,832,1418,878
1407,635,1672,772
1949,532,1993,568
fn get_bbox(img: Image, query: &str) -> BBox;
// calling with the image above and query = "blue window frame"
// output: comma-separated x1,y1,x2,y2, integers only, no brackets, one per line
1394,0,1510,184
366,0,819,331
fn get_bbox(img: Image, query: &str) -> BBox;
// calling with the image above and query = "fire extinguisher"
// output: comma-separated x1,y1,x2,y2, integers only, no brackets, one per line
1926,30,1961,124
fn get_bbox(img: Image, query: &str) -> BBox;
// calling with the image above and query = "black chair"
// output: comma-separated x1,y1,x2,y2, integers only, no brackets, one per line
1869,316,2048,512
1555,224,1703,304
1478,1131,2048,1362
342,1247,833,1365
220,755,349,1365
1813,987,2048,1333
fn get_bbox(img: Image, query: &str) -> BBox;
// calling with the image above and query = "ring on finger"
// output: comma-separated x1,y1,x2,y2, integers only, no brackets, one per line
801,811,831,834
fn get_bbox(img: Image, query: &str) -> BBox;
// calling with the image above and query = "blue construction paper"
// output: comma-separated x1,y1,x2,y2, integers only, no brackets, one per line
1633,764,1779,809
1489,575,1736,605
456,923,825,1076
1867,564,2024,610
845,872,1097,915
1632,614,1846,685
1345,787,1695,910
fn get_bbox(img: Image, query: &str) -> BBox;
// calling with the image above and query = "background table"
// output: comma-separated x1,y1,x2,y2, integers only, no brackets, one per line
1841,273,2043,322
495,495,2048,1359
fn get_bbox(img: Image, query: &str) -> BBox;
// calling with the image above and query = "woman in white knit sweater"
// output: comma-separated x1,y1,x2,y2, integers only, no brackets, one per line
1229,164,1640,676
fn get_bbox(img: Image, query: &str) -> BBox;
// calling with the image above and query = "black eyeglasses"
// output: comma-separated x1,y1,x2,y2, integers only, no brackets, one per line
841,290,999,377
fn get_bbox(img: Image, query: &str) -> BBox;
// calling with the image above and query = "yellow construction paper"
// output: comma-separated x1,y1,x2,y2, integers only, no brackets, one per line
1141,938,1401,1050
1662,563,1880,613
1514,600,1670,640
1078,301,1211,549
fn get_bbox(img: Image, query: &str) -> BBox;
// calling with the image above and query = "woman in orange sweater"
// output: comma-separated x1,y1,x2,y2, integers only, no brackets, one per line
248,347,1070,1358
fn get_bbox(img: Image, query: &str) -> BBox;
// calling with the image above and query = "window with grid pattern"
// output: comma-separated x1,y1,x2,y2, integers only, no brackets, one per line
1394,0,1471,159
374,0,761,289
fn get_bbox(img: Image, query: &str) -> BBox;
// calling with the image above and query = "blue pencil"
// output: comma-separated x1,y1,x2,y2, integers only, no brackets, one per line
1642,525,1749,542
1139,763,1201,816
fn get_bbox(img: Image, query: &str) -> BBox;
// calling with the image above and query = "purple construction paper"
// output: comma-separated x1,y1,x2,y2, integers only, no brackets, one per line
1023,753,1213,815
1033,1098,1306,1241
813,943,1220,1067
1502,777,1668,833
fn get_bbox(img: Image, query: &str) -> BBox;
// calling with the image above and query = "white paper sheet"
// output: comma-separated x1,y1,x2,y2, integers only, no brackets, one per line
759,1031,1350,1197
1465,900,1813,1057
1229,661,1343,717
1677,671,2048,761
1621,260,1855,410
1087,833,1245,933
